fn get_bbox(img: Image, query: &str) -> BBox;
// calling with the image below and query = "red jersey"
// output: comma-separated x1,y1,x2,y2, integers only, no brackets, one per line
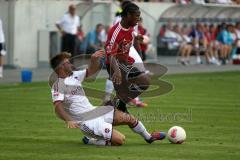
105,23,135,64
138,25,148,52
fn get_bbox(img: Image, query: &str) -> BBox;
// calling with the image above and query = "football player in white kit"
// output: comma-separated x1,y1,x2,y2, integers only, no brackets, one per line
104,0,148,107
50,50,166,146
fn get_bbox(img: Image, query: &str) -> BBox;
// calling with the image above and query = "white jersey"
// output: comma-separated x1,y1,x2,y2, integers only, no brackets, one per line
51,69,95,117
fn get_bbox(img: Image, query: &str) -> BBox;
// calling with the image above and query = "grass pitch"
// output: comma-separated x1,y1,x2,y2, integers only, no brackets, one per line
0,71,239,160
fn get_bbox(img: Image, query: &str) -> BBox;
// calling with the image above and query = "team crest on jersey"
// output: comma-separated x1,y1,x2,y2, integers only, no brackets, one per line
105,128,110,133
119,39,132,54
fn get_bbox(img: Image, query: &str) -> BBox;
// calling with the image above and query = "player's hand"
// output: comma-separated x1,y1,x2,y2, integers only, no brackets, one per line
60,30,66,36
66,121,80,128
112,69,122,85
135,34,144,42
91,50,104,60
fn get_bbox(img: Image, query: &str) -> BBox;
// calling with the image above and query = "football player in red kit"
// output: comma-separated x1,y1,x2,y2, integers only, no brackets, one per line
105,3,149,113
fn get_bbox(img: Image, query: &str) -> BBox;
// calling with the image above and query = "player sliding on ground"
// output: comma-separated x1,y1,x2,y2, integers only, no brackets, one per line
49,51,166,146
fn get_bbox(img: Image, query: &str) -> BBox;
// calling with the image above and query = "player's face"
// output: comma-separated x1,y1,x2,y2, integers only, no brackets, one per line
129,10,140,27
61,59,73,75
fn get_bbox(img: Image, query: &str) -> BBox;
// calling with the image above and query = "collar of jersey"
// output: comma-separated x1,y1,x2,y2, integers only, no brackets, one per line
118,22,130,31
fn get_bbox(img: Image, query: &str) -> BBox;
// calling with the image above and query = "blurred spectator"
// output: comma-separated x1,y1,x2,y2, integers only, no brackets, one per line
99,25,110,47
226,24,235,60
179,25,193,65
137,17,150,62
202,24,212,64
209,24,221,65
0,18,6,78
77,25,85,42
76,25,85,54
164,22,181,49
188,23,205,64
82,23,104,54
158,21,240,65
56,4,80,57
228,23,238,59
159,24,167,37
216,23,233,64
235,22,240,57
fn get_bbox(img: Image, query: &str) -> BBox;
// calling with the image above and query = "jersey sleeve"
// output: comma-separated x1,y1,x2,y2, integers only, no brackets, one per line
105,37,119,57
51,80,64,103
106,24,122,57
134,25,138,34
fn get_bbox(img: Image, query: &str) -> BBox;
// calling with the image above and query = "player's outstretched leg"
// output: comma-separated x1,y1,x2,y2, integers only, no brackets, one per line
113,110,166,143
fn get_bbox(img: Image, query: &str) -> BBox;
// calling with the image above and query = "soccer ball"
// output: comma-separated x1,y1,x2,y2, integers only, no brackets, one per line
167,126,186,144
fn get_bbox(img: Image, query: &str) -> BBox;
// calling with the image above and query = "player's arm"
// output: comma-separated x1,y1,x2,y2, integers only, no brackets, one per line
56,25,66,36
54,101,79,128
87,49,104,77
56,16,65,36
106,40,122,84
133,32,144,57
109,55,122,85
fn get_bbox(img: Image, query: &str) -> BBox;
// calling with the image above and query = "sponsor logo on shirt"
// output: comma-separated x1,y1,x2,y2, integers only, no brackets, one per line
71,86,82,95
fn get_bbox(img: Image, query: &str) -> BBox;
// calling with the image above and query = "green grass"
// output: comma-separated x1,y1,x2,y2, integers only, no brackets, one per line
0,71,240,160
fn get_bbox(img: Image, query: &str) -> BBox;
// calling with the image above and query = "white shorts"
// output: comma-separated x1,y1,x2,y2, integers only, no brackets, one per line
80,109,114,140
129,46,146,72
129,46,143,64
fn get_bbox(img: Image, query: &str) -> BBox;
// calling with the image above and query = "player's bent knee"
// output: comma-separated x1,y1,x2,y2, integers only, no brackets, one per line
111,130,125,146
116,135,125,146
112,136,125,146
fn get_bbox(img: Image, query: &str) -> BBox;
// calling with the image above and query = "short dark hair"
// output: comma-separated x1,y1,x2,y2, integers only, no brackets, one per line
50,52,71,70
121,0,132,9
121,3,139,17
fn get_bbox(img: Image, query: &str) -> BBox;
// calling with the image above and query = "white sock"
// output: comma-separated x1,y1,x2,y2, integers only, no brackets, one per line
212,57,217,63
196,56,201,63
87,138,111,146
105,79,114,101
0,66,2,77
131,121,151,140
